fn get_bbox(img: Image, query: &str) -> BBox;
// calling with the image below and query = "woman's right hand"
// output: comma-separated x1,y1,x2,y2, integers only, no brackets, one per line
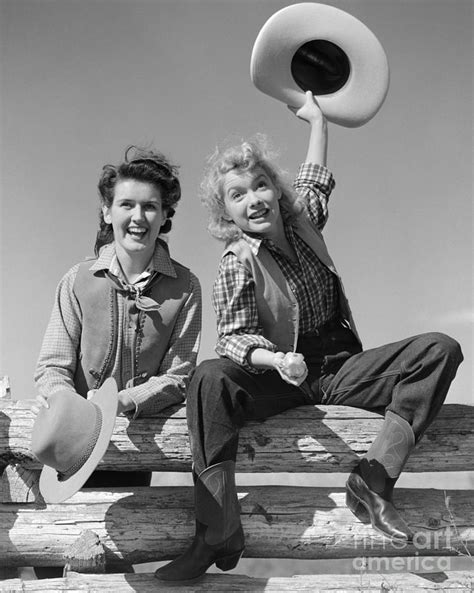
273,351,308,386
32,387,93,415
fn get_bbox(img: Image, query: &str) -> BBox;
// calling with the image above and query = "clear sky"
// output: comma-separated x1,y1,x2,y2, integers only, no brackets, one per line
1,0,472,406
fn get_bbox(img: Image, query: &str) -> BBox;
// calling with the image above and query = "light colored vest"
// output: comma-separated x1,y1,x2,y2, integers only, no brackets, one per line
224,215,361,352
72,259,190,396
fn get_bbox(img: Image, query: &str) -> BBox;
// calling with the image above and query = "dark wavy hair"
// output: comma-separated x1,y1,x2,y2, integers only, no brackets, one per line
95,146,181,255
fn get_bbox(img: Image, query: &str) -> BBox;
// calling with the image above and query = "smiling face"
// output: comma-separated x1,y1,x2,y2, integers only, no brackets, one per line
222,166,283,239
103,179,166,262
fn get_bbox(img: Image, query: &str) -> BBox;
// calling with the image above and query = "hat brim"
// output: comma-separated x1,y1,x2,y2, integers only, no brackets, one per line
39,378,118,503
250,3,390,127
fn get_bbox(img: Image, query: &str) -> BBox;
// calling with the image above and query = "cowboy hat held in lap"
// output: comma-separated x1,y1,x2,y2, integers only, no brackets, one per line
31,378,118,503
250,2,390,127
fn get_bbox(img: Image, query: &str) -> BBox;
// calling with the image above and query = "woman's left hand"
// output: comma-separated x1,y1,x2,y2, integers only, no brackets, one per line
117,391,135,415
88,389,133,415
274,352,309,386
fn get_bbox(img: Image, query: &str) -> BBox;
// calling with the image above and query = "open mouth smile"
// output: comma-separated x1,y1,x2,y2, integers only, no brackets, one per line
127,227,148,239
248,207,269,220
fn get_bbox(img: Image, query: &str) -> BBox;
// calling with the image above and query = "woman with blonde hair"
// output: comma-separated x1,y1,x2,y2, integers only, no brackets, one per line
156,92,462,582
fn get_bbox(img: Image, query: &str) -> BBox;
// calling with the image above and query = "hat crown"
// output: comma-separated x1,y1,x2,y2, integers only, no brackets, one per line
32,378,118,504
291,39,351,95
31,390,101,474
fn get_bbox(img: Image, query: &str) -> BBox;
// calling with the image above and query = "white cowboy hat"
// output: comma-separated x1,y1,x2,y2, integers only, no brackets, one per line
31,378,118,503
250,2,390,127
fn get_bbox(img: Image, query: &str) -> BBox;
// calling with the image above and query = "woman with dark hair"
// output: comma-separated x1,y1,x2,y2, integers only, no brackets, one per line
94,146,181,254
34,145,202,484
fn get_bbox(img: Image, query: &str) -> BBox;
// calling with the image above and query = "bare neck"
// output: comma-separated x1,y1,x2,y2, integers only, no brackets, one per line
115,245,153,284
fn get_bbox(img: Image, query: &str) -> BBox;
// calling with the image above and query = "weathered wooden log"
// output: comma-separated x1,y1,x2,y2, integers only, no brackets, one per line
63,529,106,574
1,401,473,473
1,486,473,567
1,570,474,592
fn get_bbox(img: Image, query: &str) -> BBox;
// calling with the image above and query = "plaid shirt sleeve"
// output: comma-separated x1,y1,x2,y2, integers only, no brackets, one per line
122,271,202,417
212,254,277,370
34,264,82,396
293,163,335,230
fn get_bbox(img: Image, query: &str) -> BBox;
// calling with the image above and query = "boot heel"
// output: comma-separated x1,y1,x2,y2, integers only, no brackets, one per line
215,549,244,572
346,488,370,524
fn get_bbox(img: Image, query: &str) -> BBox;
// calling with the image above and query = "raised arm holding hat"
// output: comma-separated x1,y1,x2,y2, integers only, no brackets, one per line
155,45,462,582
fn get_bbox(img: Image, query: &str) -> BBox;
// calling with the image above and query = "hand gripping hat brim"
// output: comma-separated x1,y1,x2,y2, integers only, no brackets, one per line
34,378,118,504
250,2,390,127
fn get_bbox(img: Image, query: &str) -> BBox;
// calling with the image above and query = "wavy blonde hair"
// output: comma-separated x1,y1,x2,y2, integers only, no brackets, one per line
200,134,305,243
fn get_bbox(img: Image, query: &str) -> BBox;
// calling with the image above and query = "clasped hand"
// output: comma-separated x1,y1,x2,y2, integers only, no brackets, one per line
273,351,308,386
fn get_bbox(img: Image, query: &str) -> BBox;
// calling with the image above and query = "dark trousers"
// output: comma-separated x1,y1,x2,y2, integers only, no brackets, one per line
187,322,463,474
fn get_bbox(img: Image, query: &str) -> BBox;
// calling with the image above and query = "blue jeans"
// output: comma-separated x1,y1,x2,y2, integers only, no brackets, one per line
187,323,463,474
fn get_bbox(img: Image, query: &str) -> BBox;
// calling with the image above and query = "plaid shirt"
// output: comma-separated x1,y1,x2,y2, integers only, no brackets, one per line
35,242,202,416
213,163,337,369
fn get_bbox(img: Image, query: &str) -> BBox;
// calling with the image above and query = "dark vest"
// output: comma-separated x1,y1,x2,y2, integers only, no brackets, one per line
72,259,191,396
224,215,361,352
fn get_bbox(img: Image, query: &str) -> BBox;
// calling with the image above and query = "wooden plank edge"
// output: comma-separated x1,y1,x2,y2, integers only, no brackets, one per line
1,569,473,592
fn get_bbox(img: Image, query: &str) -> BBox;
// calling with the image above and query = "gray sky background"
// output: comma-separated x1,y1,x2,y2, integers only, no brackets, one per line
1,0,472,406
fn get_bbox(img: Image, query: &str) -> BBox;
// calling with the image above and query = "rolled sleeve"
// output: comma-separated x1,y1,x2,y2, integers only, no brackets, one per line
293,163,335,230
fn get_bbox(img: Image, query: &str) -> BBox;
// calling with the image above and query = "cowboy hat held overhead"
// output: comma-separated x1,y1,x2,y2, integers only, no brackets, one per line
31,378,118,503
250,2,390,127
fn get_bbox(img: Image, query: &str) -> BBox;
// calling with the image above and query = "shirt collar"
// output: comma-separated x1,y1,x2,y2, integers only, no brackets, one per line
240,233,263,256
90,241,177,278
241,222,296,255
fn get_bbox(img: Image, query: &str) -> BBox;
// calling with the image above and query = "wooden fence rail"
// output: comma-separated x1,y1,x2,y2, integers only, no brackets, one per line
2,570,474,592
1,401,473,475
1,486,473,568
1,397,473,591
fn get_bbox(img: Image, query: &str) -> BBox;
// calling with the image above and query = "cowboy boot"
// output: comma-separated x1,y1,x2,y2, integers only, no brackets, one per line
346,410,415,541
155,460,245,582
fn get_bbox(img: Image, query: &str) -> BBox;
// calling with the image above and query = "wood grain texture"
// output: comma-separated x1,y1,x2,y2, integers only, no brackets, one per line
1,486,472,567
1,402,473,474
1,570,474,591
